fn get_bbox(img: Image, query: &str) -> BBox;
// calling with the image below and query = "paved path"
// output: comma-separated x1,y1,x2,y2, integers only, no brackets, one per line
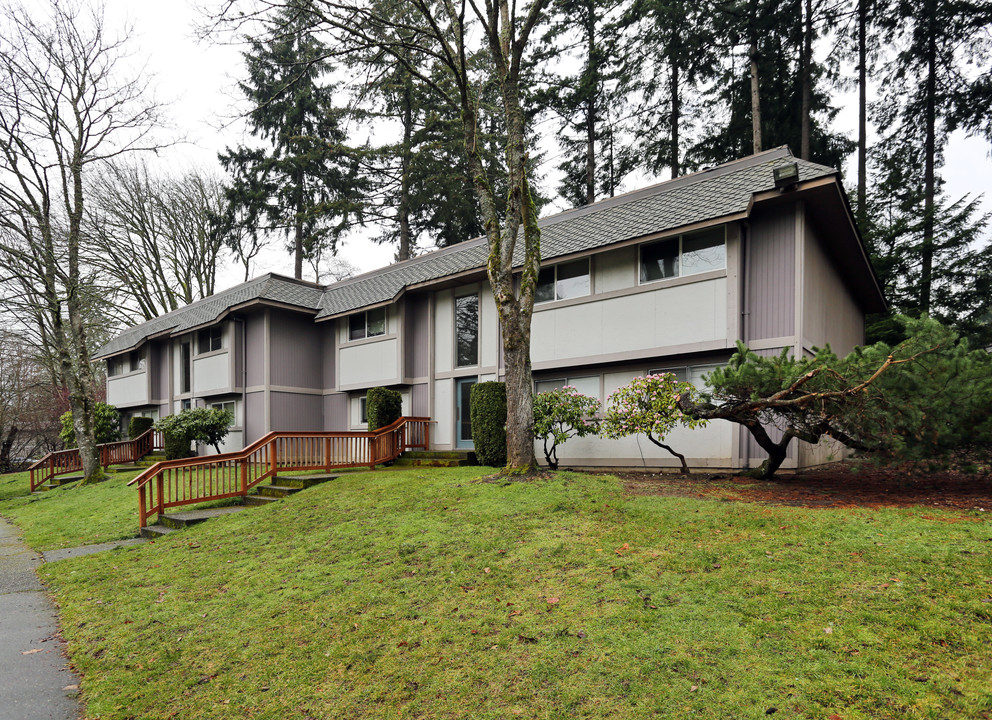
0,517,80,720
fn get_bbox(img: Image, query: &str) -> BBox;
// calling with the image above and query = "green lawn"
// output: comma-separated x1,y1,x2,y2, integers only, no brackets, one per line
5,466,991,719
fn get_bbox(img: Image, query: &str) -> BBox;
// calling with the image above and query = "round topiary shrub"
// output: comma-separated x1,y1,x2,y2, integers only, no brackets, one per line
128,415,155,439
471,381,506,467
162,430,194,460
367,386,403,431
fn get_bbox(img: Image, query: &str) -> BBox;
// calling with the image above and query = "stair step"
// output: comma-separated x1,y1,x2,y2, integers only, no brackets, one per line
257,484,302,499
140,525,178,539
402,451,473,461
244,494,281,506
272,473,340,489
158,506,247,529
394,458,468,468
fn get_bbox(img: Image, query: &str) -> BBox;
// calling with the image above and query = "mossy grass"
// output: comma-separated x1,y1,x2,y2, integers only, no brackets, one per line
16,467,990,719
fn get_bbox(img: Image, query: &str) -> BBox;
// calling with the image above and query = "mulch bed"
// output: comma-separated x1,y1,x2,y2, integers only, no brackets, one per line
611,462,992,512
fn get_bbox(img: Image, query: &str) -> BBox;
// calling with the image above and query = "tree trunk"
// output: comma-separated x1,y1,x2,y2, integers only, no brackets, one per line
0,425,16,473
857,0,868,230
749,32,762,153
800,0,813,160
584,0,597,205
670,55,681,178
397,67,414,261
647,434,690,475
743,421,792,480
920,1,937,314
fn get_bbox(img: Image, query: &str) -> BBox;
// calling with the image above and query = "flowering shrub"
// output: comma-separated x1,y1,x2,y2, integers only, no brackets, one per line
600,373,708,474
533,386,600,470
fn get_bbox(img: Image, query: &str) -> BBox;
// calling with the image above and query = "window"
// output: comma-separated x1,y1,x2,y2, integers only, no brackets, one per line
536,259,590,303
210,401,237,426
180,341,191,394
349,307,386,341
197,326,222,354
107,356,123,377
181,398,192,411
648,366,689,383
128,350,145,372
535,375,599,399
640,226,726,283
455,293,479,367
359,396,368,424
647,364,718,390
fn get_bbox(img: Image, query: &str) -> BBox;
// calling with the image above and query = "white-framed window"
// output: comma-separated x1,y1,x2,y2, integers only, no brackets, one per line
536,258,590,303
181,398,192,411
349,307,386,341
128,350,145,372
180,341,191,394
359,396,368,424
647,364,719,390
535,374,600,400
197,326,222,354
107,356,123,377
210,401,237,426
455,293,479,367
639,226,726,284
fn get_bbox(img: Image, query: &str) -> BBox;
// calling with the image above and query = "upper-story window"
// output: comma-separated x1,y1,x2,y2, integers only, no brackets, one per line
455,293,479,367
349,307,386,341
197,326,222,354
535,259,590,303
107,356,123,377
108,351,144,377
128,350,145,372
640,226,726,284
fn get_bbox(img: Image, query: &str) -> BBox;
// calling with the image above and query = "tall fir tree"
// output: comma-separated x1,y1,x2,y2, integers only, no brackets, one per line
218,1,364,280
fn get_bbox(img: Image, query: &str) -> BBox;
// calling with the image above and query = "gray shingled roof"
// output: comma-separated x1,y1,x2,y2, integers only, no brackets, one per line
94,274,324,358
96,147,835,358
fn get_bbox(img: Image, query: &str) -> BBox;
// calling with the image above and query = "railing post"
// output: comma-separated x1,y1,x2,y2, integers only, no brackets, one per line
138,486,147,528
156,474,165,520
270,438,278,477
240,458,248,496
324,437,331,471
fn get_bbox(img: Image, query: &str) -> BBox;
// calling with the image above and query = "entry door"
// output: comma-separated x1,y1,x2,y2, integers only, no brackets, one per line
455,377,477,448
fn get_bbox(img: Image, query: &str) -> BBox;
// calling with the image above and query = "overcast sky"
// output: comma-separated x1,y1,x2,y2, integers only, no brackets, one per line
104,0,992,291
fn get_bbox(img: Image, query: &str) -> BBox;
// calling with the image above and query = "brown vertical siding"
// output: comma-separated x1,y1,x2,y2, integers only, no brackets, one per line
323,393,348,431
270,391,322,431
245,313,265,387
270,311,323,389
321,322,336,390
746,204,797,342
411,383,429,416
404,294,430,379
244,391,265,444
233,320,245,389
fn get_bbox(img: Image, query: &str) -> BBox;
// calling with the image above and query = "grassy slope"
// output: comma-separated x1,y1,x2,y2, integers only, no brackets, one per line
0,468,142,550
30,467,992,720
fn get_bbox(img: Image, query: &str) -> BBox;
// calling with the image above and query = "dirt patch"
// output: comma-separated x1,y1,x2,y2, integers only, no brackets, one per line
611,462,992,512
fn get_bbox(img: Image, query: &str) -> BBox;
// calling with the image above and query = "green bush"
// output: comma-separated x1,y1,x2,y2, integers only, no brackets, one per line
59,403,121,448
128,416,155,439
155,407,234,459
471,382,507,467
367,387,402,431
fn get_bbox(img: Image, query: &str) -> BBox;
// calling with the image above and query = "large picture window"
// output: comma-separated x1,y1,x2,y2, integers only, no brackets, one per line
197,326,222,354
349,307,386,341
640,226,725,284
455,293,479,367
535,259,590,303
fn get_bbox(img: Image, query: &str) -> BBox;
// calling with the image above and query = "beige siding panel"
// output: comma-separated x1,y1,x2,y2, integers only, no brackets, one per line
270,311,323,389
802,216,864,354
270,391,322,432
245,313,266,387
107,372,148,407
244,391,265,444
323,393,348,431
531,278,727,364
339,337,399,386
747,204,796,341
595,246,636,293
433,378,453,449
434,290,453,373
404,295,430,378
192,353,229,394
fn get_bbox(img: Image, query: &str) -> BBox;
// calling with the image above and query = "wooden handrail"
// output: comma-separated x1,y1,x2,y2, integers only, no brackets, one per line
131,417,432,528
28,428,164,492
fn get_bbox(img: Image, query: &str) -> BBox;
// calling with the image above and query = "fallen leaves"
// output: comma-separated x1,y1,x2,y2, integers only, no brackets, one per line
21,648,43,655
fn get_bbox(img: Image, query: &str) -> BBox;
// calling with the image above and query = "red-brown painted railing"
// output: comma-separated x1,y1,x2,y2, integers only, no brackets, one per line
28,429,165,492
128,417,431,528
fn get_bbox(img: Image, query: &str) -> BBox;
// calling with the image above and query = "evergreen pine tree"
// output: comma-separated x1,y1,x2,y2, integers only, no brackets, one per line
218,1,364,279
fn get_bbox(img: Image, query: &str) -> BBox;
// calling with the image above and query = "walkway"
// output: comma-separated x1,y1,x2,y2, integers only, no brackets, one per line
0,517,80,720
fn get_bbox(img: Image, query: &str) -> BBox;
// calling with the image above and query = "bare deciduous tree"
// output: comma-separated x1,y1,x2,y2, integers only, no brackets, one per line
0,0,164,483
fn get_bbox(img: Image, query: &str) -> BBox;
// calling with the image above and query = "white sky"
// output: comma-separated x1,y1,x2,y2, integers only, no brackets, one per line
105,0,992,291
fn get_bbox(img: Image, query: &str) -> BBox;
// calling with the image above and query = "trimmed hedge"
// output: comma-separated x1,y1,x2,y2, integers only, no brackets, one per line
367,387,402,431
162,431,194,461
470,382,506,467
128,416,155,440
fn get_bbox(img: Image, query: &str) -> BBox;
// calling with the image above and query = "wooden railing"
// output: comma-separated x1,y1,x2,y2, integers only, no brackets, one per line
28,428,164,492
128,417,431,528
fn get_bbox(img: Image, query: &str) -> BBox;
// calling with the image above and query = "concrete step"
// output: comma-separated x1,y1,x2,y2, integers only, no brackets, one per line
257,484,301,499
139,524,179,539
244,494,281,507
402,451,474,461
272,473,340,489
158,506,247,530
393,457,469,468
